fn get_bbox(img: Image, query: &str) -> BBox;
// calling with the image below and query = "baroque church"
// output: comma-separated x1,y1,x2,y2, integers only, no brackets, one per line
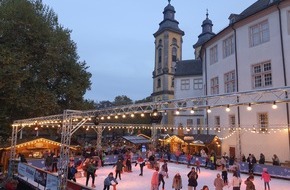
152,0,290,163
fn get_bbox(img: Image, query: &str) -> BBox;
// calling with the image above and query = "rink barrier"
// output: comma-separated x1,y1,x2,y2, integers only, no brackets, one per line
17,162,93,190
25,153,290,180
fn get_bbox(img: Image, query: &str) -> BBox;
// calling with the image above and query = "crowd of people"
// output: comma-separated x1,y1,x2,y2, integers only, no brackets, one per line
35,146,282,190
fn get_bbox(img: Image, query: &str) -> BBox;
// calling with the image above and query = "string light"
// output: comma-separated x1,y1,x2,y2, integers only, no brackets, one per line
272,101,278,109
190,108,195,114
207,107,211,113
247,103,252,111
226,105,230,112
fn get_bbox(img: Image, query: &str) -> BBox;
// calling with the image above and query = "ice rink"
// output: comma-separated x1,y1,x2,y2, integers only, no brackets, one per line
76,162,290,190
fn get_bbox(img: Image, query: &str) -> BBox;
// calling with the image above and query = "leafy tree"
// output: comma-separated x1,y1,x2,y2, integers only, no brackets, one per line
0,0,94,138
113,95,133,106
95,100,114,109
135,96,152,104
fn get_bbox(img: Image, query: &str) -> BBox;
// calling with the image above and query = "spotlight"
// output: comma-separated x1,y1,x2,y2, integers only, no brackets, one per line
114,115,118,119
107,116,111,119
93,114,100,125
130,113,135,118
272,101,277,109
190,108,194,114
207,107,211,113
164,110,167,115
150,109,163,124
141,113,145,117
226,105,230,112
176,109,180,115
247,103,252,111
122,114,126,118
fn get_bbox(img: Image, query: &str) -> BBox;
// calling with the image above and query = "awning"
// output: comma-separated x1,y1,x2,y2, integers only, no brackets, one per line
122,135,151,144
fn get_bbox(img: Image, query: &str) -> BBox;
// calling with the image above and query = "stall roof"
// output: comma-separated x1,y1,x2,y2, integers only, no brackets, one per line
162,134,218,144
3,138,77,150
122,135,151,144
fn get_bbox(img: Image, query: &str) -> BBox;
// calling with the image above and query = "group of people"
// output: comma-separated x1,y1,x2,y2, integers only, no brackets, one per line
151,166,206,190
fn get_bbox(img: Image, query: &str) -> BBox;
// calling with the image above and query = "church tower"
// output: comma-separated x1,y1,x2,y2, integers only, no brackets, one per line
152,1,184,103
193,11,215,59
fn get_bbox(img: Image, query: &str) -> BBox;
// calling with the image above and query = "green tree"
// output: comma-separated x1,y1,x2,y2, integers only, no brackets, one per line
0,0,94,138
113,95,133,106
135,96,152,104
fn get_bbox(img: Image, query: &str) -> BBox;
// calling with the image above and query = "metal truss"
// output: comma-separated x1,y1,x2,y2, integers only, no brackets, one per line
9,86,290,189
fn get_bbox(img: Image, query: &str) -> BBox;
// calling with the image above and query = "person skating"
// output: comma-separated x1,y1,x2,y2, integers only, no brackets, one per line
103,172,118,190
229,171,242,190
261,168,271,190
151,166,159,190
188,167,198,190
135,155,146,176
214,173,224,190
172,172,182,190
245,175,256,190
86,158,97,188
113,159,125,180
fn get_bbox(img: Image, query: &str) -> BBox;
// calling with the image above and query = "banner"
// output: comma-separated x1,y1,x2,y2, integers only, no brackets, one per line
18,163,36,180
46,173,58,190
67,180,92,190
34,168,47,187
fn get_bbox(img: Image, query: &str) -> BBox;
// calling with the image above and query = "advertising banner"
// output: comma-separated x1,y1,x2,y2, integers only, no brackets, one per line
18,163,36,180
34,168,47,187
46,173,58,190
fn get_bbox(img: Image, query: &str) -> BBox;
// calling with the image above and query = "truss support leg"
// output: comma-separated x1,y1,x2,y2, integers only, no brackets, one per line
58,110,72,190
151,123,157,148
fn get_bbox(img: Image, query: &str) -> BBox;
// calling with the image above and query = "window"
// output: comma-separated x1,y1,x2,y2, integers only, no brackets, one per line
158,48,162,64
171,77,174,87
288,11,290,35
252,62,272,88
172,38,177,45
258,113,268,132
224,71,236,93
194,78,203,90
210,45,218,64
214,116,221,132
210,77,219,95
157,78,161,88
223,35,235,58
229,115,235,132
250,20,270,47
172,47,177,62
181,79,190,90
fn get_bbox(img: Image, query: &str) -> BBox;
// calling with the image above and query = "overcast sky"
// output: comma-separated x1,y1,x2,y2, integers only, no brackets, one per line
41,0,256,102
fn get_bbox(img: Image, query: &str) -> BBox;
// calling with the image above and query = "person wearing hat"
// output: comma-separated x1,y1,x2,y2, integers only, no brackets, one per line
103,172,118,190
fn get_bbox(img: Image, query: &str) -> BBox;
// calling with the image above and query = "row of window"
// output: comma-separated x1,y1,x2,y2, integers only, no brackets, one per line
210,20,270,64
180,112,268,134
180,78,203,90
214,113,268,132
210,62,272,95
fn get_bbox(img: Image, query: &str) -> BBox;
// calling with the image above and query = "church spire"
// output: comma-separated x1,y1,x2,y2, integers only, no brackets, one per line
153,1,184,37
193,10,215,49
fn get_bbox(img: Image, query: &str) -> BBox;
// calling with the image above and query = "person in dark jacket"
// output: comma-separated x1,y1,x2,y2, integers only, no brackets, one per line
113,159,124,180
245,175,256,190
103,172,118,190
86,159,97,188
187,167,198,190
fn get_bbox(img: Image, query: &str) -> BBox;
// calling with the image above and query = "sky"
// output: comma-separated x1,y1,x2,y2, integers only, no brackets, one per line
41,0,257,102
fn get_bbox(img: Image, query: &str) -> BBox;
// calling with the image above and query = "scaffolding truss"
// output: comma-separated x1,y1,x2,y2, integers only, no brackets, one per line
8,86,290,190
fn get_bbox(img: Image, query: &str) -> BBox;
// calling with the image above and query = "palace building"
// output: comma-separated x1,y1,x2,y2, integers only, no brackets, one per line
153,0,290,162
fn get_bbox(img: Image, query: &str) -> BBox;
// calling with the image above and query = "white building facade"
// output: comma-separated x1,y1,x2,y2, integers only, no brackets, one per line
201,0,290,162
